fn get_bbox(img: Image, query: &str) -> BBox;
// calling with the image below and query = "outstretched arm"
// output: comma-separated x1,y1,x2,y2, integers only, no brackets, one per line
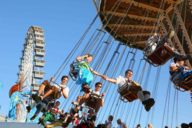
102,75,117,84
91,69,103,77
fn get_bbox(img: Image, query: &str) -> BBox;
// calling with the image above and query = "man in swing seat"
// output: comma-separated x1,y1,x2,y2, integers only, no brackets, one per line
102,69,155,111
29,76,69,120
31,75,69,103
170,56,192,90
72,82,104,113
69,54,103,86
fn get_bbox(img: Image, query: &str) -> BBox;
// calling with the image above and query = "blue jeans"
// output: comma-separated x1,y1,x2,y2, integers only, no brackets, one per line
180,70,192,80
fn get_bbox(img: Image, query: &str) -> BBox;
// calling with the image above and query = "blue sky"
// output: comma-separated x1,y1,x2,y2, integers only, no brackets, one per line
0,0,191,127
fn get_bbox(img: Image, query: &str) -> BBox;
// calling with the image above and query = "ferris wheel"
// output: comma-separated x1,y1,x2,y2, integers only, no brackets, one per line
9,26,45,122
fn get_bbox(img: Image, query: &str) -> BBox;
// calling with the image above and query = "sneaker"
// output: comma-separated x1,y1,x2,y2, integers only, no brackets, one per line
26,106,31,113
69,72,77,81
30,115,36,120
72,101,79,106
38,118,45,126
142,98,155,111
32,94,41,102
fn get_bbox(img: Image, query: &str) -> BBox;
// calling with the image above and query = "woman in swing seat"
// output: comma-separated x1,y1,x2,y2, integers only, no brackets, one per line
70,54,103,86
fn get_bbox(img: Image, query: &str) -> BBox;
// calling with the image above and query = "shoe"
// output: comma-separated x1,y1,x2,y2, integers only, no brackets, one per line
26,106,31,113
168,30,175,39
30,115,36,120
142,98,155,112
32,94,41,102
38,118,45,126
143,91,150,96
72,101,79,106
69,72,77,81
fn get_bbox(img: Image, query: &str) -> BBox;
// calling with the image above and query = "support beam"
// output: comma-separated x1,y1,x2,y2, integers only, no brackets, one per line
164,14,191,67
164,14,185,54
166,0,178,4
174,7,192,53
122,0,164,13
124,33,152,37
108,24,157,30
189,0,192,15
165,0,184,14
135,40,146,44
104,11,158,22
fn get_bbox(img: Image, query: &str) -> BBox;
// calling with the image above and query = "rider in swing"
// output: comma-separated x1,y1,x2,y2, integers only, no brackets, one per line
170,56,192,85
29,76,69,120
70,54,103,86
145,30,175,56
102,69,155,111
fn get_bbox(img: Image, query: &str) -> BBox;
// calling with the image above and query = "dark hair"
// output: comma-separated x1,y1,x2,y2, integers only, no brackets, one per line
125,69,133,75
95,82,102,87
173,56,187,63
181,123,189,128
137,124,141,127
61,75,69,81
55,101,60,105
85,53,93,57
117,119,121,124
108,115,113,121
189,122,192,127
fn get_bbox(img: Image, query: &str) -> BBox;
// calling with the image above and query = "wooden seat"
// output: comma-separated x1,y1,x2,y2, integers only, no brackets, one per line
85,93,102,113
118,81,142,102
146,43,174,66
175,75,192,91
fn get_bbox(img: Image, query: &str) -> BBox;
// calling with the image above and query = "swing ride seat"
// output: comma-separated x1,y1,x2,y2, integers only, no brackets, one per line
118,81,142,102
146,43,174,66
85,93,102,113
174,74,192,91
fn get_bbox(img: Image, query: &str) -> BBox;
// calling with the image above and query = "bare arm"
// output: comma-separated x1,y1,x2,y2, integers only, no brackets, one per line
101,96,104,107
170,63,178,72
91,69,103,77
102,75,117,84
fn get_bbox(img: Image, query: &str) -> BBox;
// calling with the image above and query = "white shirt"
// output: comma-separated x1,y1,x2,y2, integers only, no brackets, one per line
92,90,100,95
53,83,69,94
105,120,112,128
116,76,127,87
170,62,179,68
116,76,133,88
117,123,127,128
